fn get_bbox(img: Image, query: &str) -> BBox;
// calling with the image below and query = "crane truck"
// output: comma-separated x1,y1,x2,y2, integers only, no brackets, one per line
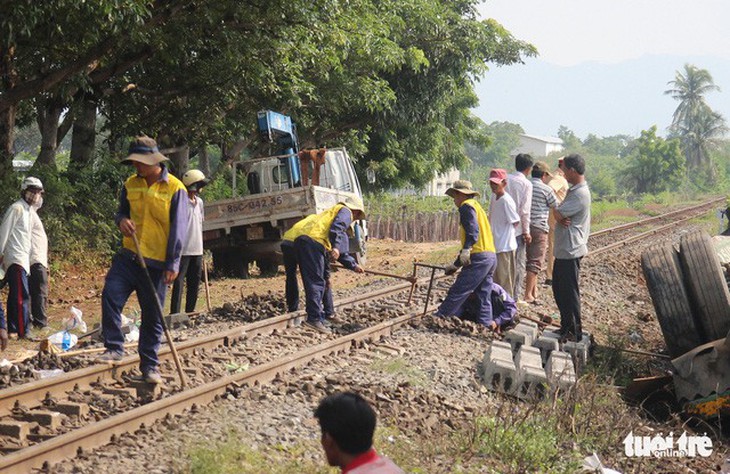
202,110,367,277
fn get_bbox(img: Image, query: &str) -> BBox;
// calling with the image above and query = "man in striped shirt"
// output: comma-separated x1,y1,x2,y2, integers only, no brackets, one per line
524,161,558,303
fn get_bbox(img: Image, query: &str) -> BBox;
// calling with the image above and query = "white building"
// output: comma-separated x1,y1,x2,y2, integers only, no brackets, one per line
392,168,460,197
511,134,563,158
423,168,460,197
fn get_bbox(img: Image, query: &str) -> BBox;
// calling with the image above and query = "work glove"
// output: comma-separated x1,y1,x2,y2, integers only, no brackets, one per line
458,248,471,266
444,264,458,276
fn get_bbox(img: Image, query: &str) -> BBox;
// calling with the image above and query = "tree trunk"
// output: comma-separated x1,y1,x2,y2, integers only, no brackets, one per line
0,44,17,174
35,98,63,169
69,95,98,172
199,145,211,177
167,144,190,176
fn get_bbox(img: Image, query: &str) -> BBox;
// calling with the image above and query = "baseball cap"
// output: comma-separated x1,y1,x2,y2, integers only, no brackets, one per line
488,169,508,184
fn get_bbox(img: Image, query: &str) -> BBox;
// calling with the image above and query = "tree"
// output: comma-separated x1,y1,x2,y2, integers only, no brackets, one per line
557,125,581,151
621,126,684,194
665,64,727,169
466,120,524,167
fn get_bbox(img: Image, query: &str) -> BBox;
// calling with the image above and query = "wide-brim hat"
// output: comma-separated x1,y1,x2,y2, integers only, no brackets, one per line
341,195,366,218
122,135,168,165
446,179,480,198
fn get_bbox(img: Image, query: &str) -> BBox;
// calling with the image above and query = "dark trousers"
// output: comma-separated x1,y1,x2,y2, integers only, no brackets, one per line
170,255,203,314
295,236,328,323
284,241,334,316
282,243,300,312
437,252,497,326
552,257,582,336
29,263,48,327
6,264,30,337
101,253,166,371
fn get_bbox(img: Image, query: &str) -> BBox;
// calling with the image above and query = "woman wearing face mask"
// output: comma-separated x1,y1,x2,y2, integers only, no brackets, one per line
0,176,43,347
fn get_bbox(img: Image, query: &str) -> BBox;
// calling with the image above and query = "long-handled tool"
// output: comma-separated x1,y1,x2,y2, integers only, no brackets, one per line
332,263,417,284
202,259,212,312
131,234,187,387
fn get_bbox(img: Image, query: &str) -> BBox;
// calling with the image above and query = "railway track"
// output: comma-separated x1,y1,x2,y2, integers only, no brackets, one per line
0,197,723,472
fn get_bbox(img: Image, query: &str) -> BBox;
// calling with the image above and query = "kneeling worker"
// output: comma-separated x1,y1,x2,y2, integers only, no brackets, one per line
293,196,365,334
435,180,497,327
459,283,517,333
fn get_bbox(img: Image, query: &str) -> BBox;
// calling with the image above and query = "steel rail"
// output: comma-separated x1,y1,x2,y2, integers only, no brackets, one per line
588,207,717,258
0,274,437,418
0,304,438,474
589,197,723,239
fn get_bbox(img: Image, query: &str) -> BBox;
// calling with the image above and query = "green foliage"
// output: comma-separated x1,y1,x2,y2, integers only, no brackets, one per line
466,120,524,168
30,156,128,261
665,64,728,171
621,126,685,194
472,416,565,473
185,429,328,474
366,192,455,217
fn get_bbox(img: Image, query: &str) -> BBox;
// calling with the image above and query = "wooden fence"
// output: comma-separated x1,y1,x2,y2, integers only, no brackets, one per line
367,211,460,242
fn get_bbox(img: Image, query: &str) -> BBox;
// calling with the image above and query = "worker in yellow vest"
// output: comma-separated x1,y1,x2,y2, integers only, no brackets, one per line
292,196,365,334
436,180,498,329
98,136,189,384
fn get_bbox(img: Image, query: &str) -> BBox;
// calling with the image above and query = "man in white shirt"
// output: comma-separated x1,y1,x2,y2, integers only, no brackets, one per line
505,154,533,301
171,169,208,314
0,177,43,342
29,191,49,329
488,168,520,298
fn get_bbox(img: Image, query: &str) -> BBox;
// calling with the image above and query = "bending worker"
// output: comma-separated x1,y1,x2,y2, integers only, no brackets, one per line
436,180,498,328
98,136,188,385
292,196,365,334
281,214,336,321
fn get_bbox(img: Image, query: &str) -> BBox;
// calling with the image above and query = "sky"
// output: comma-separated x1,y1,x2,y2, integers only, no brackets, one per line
477,0,730,67
472,1,730,138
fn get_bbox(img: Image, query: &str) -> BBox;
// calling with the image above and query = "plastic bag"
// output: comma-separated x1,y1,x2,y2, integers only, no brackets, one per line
125,325,139,343
64,306,88,333
48,330,78,351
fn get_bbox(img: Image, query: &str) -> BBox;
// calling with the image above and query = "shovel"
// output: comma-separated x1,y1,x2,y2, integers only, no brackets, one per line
131,234,187,387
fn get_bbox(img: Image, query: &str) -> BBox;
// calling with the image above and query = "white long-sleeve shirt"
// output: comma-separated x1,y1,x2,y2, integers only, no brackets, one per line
0,199,32,273
505,171,533,236
181,195,204,256
30,209,48,268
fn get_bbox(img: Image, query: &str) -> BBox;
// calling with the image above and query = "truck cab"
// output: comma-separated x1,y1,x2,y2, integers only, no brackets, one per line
203,111,367,277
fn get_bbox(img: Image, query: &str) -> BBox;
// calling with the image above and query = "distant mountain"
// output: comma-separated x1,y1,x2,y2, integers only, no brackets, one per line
472,55,730,139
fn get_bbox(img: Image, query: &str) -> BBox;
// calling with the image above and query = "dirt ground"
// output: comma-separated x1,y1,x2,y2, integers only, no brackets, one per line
0,239,460,362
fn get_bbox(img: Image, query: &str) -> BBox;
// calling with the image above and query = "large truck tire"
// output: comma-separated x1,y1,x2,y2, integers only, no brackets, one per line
679,230,730,342
212,249,249,279
641,243,703,357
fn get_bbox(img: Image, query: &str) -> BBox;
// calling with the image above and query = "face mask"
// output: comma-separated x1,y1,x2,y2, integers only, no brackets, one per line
32,196,43,210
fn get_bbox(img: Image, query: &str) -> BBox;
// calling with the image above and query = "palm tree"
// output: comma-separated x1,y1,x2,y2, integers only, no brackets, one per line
665,64,727,169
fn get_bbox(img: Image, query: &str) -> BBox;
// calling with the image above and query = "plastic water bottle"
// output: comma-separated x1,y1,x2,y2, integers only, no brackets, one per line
61,331,71,351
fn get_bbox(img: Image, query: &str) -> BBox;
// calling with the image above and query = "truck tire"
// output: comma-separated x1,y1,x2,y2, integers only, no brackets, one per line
641,243,703,357
212,249,249,279
679,230,730,342
257,259,279,276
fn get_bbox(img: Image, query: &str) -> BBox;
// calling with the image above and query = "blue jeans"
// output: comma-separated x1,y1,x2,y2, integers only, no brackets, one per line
101,252,166,371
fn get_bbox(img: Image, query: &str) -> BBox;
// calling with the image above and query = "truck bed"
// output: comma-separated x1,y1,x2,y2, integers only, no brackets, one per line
203,185,359,234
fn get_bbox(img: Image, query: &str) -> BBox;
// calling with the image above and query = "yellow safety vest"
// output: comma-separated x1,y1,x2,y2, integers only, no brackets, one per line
122,173,186,262
295,204,351,250
283,214,318,242
460,198,496,254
